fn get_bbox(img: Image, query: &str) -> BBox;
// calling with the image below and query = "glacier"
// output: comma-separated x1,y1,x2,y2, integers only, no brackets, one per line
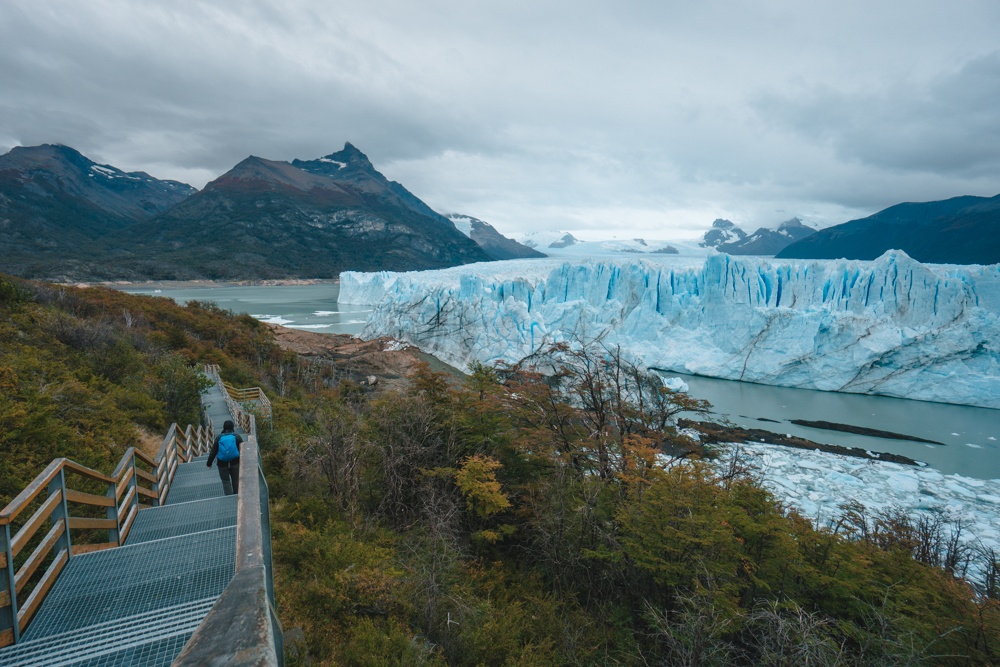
340,251,1000,409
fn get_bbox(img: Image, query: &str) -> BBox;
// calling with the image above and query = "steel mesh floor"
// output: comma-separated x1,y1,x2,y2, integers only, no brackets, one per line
0,377,246,666
0,598,216,667
24,526,235,640
201,383,236,434
127,495,237,544
163,461,228,505
74,633,193,667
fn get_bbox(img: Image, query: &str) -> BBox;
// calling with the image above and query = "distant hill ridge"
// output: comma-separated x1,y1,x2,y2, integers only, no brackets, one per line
0,144,196,277
777,194,1000,265
446,213,545,260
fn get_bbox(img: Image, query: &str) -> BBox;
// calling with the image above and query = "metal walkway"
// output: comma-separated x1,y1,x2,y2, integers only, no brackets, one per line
0,378,244,667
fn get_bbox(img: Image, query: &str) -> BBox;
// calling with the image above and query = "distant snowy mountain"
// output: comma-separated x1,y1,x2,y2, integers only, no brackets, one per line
519,232,692,257
700,219,747,248
521,231,581,250
445,214,545,260
729,218,816,255
701,217,815,255
340,251,1000,409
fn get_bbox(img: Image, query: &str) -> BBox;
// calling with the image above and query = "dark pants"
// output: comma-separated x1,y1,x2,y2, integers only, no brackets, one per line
217,459,240,495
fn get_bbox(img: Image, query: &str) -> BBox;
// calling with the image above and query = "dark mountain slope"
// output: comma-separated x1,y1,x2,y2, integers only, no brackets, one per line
110,145,491,280
777,194,1000,265
446,213,546,260
0,144,195,277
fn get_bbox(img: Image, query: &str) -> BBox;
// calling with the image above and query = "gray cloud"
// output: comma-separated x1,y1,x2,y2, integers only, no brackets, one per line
2,0,998,239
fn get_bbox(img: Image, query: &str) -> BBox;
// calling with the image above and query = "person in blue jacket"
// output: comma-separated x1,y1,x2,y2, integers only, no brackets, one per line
207,420,243,495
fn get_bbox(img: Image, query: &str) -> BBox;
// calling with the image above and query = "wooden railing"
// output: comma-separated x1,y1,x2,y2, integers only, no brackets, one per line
204,364,273,426
0,421,211,647
153,424,216,507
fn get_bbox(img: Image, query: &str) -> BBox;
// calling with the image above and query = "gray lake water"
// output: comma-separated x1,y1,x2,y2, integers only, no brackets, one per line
118,283,998,479
669,372,1000,480
119,282,368,335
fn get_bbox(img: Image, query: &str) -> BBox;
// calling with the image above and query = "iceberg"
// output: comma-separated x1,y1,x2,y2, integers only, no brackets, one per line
340,251,1000,409
711,441,1000,581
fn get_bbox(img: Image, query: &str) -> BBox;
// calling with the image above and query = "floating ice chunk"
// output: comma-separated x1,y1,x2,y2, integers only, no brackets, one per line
944,483,976,498
826,471,864,486
258,315,293,325
660,376,689,392
710,441,1000,581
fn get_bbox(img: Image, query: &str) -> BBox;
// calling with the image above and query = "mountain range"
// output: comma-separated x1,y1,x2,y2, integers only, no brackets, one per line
0,144,195,278
699,217,816,255
0,144,519,281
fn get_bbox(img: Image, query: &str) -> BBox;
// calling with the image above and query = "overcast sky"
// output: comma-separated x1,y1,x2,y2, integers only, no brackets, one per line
3,1,999,240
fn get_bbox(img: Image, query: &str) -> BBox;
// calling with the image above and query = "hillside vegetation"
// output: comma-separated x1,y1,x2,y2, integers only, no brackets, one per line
2,276,999,665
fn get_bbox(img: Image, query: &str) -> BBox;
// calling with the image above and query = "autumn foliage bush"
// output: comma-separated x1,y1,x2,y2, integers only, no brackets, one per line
267,342,1000,666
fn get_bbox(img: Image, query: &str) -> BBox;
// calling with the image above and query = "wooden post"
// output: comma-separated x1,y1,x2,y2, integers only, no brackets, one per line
50,469,72,563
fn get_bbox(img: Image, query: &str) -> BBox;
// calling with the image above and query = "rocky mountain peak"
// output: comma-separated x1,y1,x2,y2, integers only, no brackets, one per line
777,217,807,230
325,142,375,171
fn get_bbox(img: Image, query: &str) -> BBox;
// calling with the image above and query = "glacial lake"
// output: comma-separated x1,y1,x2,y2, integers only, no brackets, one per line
119,282,998,480
670,372,1000,480
119,282,368,335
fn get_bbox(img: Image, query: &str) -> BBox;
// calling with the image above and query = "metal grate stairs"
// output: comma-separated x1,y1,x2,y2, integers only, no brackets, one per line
0,478,236,666
0,367,282,667
0,379,244,667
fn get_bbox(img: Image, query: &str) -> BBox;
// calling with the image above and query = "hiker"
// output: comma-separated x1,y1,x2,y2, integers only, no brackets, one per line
207,419,243,495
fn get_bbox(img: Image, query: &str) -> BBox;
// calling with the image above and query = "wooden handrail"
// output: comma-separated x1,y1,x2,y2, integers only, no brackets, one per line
2,367,275,656
205,364,272,423
0,460,64,526
0,421,207,647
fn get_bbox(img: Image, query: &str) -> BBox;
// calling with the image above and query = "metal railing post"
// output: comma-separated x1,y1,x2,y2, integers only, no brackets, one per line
108,462,121,546
1,523,18,644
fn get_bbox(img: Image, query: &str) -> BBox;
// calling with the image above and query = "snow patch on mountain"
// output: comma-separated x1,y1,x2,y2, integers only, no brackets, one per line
448,215,474,237
340,251,1000,408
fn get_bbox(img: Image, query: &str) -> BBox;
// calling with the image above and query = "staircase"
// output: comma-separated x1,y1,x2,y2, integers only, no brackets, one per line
0,369,281,666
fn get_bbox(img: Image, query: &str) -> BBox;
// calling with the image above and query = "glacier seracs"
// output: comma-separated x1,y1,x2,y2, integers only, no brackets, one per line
340,251,1000,409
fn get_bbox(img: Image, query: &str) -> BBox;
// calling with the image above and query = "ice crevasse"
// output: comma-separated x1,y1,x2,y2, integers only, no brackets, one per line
340,251,1000,409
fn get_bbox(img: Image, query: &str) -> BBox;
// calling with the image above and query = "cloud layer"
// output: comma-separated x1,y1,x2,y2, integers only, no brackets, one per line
3,0,998,239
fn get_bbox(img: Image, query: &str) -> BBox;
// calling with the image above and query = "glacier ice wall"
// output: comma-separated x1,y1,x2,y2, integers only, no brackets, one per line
340,252,1000,409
